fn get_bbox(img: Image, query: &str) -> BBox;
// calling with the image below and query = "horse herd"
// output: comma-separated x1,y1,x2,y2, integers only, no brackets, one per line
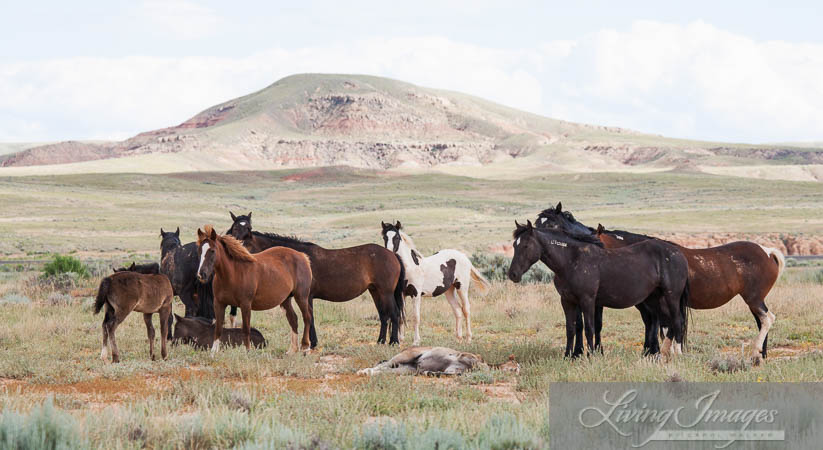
94,203,785,368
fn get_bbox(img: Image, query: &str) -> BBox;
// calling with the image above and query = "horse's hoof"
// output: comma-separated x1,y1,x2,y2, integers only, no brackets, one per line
750,353,763,366
357,368,373,376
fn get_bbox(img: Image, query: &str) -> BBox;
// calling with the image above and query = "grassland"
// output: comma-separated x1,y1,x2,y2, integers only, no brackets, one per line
0,167,821,448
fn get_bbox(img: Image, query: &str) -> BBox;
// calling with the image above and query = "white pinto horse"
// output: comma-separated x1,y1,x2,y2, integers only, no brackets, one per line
381,221,490,345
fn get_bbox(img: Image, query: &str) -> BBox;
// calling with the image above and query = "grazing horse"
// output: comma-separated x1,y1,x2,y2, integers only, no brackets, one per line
196,225,314,353
357,346,520,376
507,221,689,360
536,202,785,360
380,221,490,344
226,212,406,346
94,271,173,363
160,228,215,319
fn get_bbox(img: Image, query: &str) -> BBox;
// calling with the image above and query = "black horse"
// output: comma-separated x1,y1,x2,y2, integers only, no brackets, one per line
535,202,663,355
159,228,215,320
226,212,406,347
113,262,160,274
507,221,689,359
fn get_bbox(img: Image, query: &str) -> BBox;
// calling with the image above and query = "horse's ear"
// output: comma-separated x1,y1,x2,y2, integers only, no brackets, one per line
555,202,562,213
129,262,136,269
395,221,402,229
381,221,386,228
175,227,180,237
197,228,205,241
173,313,183,322
526,219,533,229
515,220,521,228
160,228,165,236
209,227,218,240
230,211,237,221
596,223,604,234
247,212,252,219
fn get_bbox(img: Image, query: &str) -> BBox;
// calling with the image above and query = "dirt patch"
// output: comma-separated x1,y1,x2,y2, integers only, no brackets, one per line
477,381,522,404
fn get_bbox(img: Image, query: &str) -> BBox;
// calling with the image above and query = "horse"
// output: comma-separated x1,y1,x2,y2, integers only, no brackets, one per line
196,225,314,353
226,212,406,346
380,221,490,344
172,314,266,349
507,221,690,360
160,228,215,319
113,262,160,274
94,271,173,363
357,346,520,376
536,202,785,361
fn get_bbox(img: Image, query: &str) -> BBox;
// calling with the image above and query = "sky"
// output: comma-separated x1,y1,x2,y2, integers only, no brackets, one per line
1,1,822,144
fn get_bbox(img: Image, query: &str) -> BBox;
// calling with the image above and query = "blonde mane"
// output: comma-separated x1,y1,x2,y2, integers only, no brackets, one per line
398,230,417,250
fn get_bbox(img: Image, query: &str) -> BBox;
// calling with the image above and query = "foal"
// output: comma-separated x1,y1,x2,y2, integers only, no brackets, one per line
94,271,173,363
381,221,489,344
196,226,313,353
508,221,690,360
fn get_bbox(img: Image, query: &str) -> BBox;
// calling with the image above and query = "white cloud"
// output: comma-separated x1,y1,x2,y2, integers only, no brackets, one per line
138,0,222,40
1,21,822,143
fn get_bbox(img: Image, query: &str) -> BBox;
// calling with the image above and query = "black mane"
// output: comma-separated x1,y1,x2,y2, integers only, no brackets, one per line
532,226,605,247
252,230,314,246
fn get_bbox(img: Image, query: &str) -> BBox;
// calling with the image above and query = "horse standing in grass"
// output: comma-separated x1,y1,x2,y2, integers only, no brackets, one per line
196,225,314,353
94,271,173,363
160,228,215,319
508,221,690,360
226,212,406,346
380,221,490,345
536,202,785,361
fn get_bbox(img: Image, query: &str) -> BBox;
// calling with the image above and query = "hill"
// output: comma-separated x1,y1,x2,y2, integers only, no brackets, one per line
2,73,822,179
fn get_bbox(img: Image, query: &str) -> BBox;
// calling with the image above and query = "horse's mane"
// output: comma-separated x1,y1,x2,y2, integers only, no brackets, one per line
218,234,257,262
538,208,597,233
398,230,417,250
251,230,313,246
515,225,604,247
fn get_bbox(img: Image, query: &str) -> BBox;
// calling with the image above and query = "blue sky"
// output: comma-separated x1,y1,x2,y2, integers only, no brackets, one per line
2,1,822,143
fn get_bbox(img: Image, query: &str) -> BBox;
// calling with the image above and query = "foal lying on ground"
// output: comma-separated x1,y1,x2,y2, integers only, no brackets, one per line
94,270,173,363
358,346,520,375
172,314,266,349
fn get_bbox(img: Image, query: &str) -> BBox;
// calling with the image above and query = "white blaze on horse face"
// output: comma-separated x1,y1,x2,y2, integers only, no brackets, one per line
385,231,395,249
239,222,246,226
515,237,520,247
198,242,210,275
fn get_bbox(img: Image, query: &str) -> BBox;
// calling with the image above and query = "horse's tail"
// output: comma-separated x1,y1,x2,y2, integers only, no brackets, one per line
195,279,215,320
469,265,491,293
393,253,406,324
679,278,690,351
94,277,111,315
760,245,786,278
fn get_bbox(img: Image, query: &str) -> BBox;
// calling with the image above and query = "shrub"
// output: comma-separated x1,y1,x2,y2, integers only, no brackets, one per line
46,293,74,306
354,420,407,450
473,413,542,449
470,253,553,284
0,398,84,449
42,255,89,279
0,294,32,305
411,427,464,450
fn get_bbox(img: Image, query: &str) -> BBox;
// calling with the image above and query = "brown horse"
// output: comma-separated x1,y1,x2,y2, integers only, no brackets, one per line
94,271,173,363
196,225,313,353
226,212,406,346
594,223,784,360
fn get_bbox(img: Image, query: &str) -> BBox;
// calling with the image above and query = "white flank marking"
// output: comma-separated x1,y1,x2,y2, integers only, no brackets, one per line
616,235,624,240
198,242,210,273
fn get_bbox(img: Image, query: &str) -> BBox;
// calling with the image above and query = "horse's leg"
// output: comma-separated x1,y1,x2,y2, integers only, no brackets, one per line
308,296,319,349
412,294,422,345
100,305,113,362
240,305,252,351
457,286,472,344
108,316,124,363
747,300,774,362
581,299,596,356
561,298,579,359
143,313,156,361
444,288,464,342
159,300,171,360
281,299,300,354
369,287,389,345
212,302,227,355
574,307,584,357
295,294,313,351
594,305,603,354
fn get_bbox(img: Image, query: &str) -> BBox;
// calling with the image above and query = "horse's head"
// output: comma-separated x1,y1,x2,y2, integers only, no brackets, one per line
535,202,593,238
380,220,403,253
508,220,540,283
227,211,252,242
196,225,219,283
160,227,181,252
113,262,137,273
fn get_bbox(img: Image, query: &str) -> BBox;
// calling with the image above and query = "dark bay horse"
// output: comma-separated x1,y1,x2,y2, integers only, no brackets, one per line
226,212,406,346
507,221,690,360
536,202,785,360
196,225,314,352
94,271,173,363
160,228,215,319
114,262,160,274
